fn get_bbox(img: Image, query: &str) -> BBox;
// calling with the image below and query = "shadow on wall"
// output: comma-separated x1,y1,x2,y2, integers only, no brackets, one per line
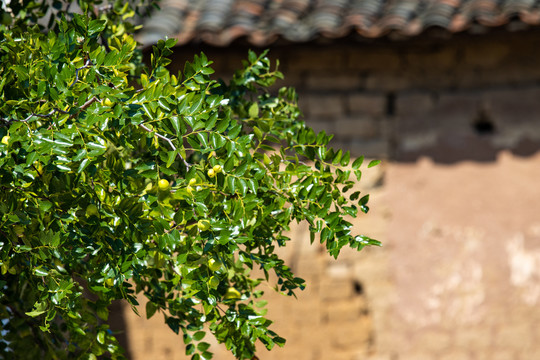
108,300,132,358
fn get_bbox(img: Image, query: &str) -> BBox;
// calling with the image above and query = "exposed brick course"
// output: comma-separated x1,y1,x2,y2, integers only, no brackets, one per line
347,48,402,72
305,72,363,91
304,94,345,118
287,48,346,71
334,117,380,139
347,94,387,117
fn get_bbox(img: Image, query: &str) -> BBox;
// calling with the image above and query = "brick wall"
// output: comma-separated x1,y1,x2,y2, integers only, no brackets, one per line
120,28,540,359
166,29,540,162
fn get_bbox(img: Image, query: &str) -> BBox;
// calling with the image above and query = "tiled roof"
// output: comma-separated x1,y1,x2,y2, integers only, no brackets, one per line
137,0,540,46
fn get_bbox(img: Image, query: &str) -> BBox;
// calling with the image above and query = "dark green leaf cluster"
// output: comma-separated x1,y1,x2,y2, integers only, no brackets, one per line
0,1,379,359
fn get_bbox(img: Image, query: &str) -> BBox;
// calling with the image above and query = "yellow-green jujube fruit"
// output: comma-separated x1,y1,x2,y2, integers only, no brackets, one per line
208,276,220,288
102,98,114,107
158,179,170,191
213,165,222,174
1,135,10,145
197,219,211,231
224,287,241,300
207,168,215,178
189,178,197,186
86,204,99,217
208,258,221,272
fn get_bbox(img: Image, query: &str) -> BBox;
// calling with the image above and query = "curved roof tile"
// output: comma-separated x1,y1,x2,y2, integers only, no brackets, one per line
137,0,540,46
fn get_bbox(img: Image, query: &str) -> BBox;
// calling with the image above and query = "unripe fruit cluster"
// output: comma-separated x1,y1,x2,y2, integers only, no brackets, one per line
207,164,222,178
186,178,197,194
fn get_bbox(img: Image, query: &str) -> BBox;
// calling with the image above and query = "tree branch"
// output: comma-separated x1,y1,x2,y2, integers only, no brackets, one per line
138,123,190,169
69,59,92,88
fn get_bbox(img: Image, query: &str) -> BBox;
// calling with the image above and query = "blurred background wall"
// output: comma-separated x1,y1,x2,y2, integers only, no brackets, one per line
115,1,540,359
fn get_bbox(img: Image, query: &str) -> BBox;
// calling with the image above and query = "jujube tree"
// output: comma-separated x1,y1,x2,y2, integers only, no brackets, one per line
0,1,380,359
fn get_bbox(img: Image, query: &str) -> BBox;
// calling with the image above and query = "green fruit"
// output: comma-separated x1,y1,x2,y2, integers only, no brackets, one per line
189,178,197,186
213,165,222,174
86,204,99,217
207,168,215,178
102,98,114,107
105,278,115,287
208,276,220,288
158,179,170,191
1,135,10,145
197,219,210,231
208,258,221,272
224,287,241,300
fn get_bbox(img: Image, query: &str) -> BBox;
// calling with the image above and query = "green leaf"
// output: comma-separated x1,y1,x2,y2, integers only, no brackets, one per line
215,117,229,133
34,267,49,276
97,331,105,344
88,19,106,36
253,126,263,141
77,158,90,173
170,116,182,136
332,149,342,165
25,301,47,317
39,200,53,212
341,151,350,166
352,156,364,169
197,342,210,352
248,103,259,118
193,331,206,341
25,309,47,317
146,302,158,319
368,159,380,168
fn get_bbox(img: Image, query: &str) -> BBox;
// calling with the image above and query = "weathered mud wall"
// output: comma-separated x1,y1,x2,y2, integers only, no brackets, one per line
120,29,540,359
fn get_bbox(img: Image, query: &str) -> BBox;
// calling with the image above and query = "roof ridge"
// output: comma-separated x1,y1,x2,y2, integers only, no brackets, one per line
137,0,540,46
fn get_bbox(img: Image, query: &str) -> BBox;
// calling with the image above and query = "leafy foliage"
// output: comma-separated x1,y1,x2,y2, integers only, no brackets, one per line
0,1,380,359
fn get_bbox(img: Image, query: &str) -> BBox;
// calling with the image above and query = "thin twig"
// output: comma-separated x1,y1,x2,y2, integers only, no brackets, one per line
78,96,99,112
0,107,70,125
69,59,92,88
139,123,190,169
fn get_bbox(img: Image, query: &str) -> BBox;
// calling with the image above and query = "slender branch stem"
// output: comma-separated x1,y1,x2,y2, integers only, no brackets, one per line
78,96,99,112
139,123,190,169
69,59,92,88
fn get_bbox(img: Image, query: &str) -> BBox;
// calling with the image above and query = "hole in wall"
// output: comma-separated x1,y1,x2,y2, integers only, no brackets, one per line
472,109,496,135
353,280,364,295
385,92,396,116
